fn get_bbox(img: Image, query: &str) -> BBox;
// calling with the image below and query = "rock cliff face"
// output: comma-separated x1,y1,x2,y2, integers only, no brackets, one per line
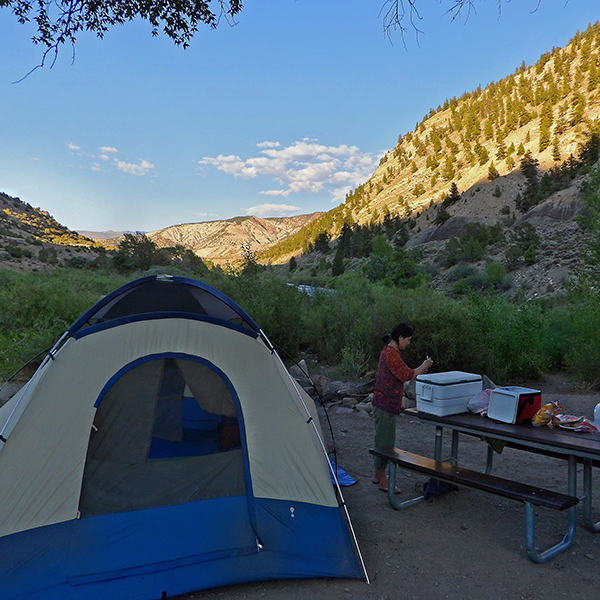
148,213,323,265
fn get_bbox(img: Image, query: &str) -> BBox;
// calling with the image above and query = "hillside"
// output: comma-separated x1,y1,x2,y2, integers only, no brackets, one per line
0,192,101,271
146,213,324,266
262,23,600,262
2,23,600,291
0,193,323,271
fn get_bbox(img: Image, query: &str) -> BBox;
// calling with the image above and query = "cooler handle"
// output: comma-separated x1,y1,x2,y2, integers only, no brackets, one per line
421,384,433,401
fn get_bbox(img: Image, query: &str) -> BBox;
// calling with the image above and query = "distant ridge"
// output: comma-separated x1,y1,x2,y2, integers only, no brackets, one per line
147,213,324,265
76,230,129,240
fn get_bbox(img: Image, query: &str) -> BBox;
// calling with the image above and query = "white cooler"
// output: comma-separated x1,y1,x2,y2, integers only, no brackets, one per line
416,371,483,416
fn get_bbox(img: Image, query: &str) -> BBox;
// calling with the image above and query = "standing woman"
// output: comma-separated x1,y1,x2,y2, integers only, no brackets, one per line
372,322,433,493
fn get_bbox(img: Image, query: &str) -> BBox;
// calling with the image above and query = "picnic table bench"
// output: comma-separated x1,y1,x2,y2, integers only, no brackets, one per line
370,446,579,563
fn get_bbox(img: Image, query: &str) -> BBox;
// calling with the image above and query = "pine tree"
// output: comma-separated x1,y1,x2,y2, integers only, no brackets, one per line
488,162,500,181
552,136,561,161
331,247,345,276
442,155,455,181
539,104,553,152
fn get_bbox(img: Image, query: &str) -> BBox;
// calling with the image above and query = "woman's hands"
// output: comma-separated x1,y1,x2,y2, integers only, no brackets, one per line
414,356,434,377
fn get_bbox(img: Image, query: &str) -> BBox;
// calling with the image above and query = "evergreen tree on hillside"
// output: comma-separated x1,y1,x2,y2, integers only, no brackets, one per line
313,231,331,253
331,246,345,276
539,104,553,152
488,162,500,181
516,152,540,212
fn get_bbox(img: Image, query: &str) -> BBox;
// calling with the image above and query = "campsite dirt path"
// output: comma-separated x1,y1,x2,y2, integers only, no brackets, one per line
185,374,600,600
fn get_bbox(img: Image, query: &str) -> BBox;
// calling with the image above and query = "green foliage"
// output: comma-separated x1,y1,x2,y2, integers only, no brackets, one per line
561,290,600,386
516,151,541,212
442,183,461,208
239,242,264,277
487,162,499,181
523,245,537,265
0,269,129,377
331,247,345,276
448,263,484,296
505,218,540,271
505,245,524,270
366,255,389,282
4,264,600,387
579,163,600,284
313,232,331,254
484,261,508,289
441,223,504,267
4,245,23,259
511,222,540,252
413,183,426,197
434,206,451,226
371,235,393,259
463,295,550,381
340,317,373,377
5,0,242,63
113,233,165,272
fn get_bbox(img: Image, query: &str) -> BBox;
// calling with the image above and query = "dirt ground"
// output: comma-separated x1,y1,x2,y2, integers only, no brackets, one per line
2,376,599,600
184,375,600,600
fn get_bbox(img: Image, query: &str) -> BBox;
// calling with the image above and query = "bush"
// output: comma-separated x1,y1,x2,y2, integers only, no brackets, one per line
0,269,129,378
563,292,600,387
484,261,507,289
2,256,600,389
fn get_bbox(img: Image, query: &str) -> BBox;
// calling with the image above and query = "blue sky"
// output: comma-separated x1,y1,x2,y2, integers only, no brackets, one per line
0,1,598,233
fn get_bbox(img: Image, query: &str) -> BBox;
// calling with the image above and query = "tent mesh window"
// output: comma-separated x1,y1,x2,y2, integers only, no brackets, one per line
76,279,255,331
79,357,246,517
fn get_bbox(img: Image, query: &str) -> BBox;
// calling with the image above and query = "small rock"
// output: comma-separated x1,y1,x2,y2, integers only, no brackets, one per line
341,396,359,409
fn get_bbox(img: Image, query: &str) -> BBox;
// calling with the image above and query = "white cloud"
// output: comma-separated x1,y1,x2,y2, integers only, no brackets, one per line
115,159,154,176
245,203,301,217
66,142,156,177
200,139,377,202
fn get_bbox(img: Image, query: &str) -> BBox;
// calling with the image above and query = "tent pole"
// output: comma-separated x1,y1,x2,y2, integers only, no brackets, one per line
0,331,70,447
260,331,370,585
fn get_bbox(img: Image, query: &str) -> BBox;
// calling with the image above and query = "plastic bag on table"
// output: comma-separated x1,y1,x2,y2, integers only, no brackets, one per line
468,389,492,415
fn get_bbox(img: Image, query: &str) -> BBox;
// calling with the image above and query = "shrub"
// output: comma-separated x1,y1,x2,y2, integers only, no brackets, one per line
484,261,508,289
562,290,600,387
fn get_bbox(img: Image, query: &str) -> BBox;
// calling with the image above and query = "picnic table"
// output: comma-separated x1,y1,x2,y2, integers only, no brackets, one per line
370,408,600,563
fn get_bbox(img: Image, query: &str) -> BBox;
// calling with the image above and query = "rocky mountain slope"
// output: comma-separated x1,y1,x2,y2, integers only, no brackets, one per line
407,167,588,298
2,23,599,289
147,213,323,266
0,192,100,272
262,22,600,265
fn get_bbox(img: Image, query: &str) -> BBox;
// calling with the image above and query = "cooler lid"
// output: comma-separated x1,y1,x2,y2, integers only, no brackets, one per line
488,388,520,423
416,371,482,386
494,386,541,395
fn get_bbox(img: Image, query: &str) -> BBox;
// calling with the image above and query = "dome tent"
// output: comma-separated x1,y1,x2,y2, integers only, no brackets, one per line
0,274,366,600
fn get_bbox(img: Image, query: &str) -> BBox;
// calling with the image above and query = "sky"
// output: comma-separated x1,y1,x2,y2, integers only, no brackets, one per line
0,0,599,233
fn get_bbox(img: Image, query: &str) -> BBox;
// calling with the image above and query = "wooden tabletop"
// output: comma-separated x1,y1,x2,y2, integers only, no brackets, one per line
404,408,600,459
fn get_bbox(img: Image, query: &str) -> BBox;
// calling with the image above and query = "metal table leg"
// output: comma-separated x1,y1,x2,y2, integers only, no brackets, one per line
434,425,443,461
385,463,426,510
450,429,459,464
583,458,600,532
524,454,578,563
485,444,494,475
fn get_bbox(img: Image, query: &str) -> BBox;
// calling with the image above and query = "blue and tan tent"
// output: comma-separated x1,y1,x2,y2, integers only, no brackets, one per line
0,275,366,600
